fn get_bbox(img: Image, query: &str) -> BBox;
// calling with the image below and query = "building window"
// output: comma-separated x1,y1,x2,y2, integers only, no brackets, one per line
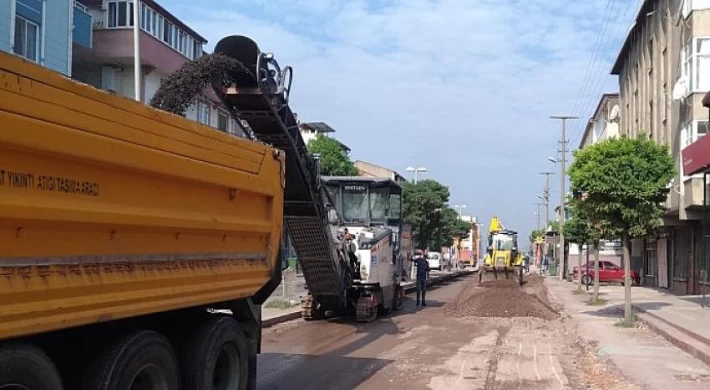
218,111,229,132
136,3,201,60
193,41,202,59
163,20,171,44
228,118,238,135
682,37,710,93
13,15,39,62
107,0,133,28
681,120,708,149
197,101,210,125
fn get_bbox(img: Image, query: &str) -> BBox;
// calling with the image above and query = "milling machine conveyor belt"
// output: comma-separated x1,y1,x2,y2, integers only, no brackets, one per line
213,36,347,306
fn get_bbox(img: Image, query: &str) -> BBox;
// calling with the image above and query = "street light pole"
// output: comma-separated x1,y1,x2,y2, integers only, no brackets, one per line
551,115,577,281
454,204,467,217
406,167,427,184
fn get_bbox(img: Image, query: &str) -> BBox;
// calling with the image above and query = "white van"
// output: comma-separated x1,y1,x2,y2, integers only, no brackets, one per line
427,252,443,271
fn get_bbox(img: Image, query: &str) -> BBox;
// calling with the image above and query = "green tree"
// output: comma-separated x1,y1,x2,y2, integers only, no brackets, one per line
402,179,455,250
432,207,470,250
307,135,358,176
568,135,675,325
529,229,545,244
562,203,594,293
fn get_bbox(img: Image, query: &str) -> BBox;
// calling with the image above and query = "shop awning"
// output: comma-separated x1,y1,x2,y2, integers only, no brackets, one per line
682,134,710,176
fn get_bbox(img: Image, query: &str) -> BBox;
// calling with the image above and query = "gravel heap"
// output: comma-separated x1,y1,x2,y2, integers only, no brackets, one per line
444,275,558,320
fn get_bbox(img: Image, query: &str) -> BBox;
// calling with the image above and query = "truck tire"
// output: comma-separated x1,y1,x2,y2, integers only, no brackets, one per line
181,316,249,390
0,342,64,390
83,330,180,390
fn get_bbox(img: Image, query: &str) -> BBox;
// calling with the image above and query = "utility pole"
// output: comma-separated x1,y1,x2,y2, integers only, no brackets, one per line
551,115,577,281
534,203,543,230
538,172,554,229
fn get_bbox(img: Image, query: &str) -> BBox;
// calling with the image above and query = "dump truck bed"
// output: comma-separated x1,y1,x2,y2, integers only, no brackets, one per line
0,53,284,340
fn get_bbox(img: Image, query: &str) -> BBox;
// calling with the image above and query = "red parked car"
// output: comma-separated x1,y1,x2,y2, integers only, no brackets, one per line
573,260,639,286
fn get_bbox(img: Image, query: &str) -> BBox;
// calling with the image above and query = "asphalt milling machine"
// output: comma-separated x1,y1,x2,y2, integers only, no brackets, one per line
212,36,405,322
479,217,525,285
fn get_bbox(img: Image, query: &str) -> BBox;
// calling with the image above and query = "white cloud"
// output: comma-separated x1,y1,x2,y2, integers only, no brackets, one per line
167,0,634,236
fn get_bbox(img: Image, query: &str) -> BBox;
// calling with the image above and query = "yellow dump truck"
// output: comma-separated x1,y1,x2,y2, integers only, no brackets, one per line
0,52,284,389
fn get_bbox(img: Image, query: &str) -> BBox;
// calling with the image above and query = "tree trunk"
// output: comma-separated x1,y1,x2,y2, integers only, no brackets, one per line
593,242,600,301
577,245,583,293
623,236,633,324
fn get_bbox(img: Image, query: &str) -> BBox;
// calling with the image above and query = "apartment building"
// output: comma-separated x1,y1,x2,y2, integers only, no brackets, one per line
0,0,78,75
71,0,243,136
299,121,351,152
455,215,480,263
579,94,620,148
610,0,710,294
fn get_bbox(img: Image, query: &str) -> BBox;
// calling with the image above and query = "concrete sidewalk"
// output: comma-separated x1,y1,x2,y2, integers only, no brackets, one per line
580,282,710,365
546,278,710,389
261,270,472,328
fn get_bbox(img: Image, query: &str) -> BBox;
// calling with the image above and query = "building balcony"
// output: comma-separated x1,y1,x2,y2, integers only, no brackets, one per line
683,176,707,209
73,28,188,75
73,2,93,49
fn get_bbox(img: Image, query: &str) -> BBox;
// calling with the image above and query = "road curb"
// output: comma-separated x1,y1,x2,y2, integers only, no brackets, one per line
634,308,710,366
262,270,473,328
262,310,301,329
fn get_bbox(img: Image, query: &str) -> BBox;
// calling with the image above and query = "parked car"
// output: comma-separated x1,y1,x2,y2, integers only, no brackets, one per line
427,251,443,271
573,260,639,286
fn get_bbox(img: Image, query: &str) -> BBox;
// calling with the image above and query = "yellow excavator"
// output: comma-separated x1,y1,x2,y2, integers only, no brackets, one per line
479,217,525,285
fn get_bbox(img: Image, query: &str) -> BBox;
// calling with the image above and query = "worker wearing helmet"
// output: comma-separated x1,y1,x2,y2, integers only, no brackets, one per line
413,249,429,307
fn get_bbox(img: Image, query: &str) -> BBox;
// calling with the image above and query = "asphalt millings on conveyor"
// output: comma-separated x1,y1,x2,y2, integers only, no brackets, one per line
443,275,559,320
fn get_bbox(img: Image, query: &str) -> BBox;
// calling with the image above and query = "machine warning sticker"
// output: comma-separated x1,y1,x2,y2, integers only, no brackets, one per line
0,169,99,197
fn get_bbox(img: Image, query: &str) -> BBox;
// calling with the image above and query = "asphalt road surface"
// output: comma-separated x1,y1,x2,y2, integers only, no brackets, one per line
257,274,633,390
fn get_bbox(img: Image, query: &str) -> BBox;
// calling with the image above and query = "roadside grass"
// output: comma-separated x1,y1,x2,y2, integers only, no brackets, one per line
614,314,638,328
586,298,609,306
264,298,296,309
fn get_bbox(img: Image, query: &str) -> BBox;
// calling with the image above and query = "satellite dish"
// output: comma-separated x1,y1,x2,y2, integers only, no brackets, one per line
609,104,620,121
673,77,688,100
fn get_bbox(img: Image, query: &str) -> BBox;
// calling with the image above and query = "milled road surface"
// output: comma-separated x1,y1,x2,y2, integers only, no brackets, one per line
257,275,633,390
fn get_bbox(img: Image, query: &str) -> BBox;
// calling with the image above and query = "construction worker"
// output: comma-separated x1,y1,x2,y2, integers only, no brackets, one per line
413,249,430,307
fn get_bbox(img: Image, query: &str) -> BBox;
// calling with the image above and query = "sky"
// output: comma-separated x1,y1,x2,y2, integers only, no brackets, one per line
165,0,640,239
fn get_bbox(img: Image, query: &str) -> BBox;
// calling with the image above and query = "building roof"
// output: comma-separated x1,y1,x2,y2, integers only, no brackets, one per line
578,93,619,149
611,0,653,75
300,122,336,133
354,160,406,182
82,0,208,43
321,176,402,189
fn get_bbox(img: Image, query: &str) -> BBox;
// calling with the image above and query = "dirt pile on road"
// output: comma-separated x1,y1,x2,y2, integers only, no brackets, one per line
444,275,558,320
